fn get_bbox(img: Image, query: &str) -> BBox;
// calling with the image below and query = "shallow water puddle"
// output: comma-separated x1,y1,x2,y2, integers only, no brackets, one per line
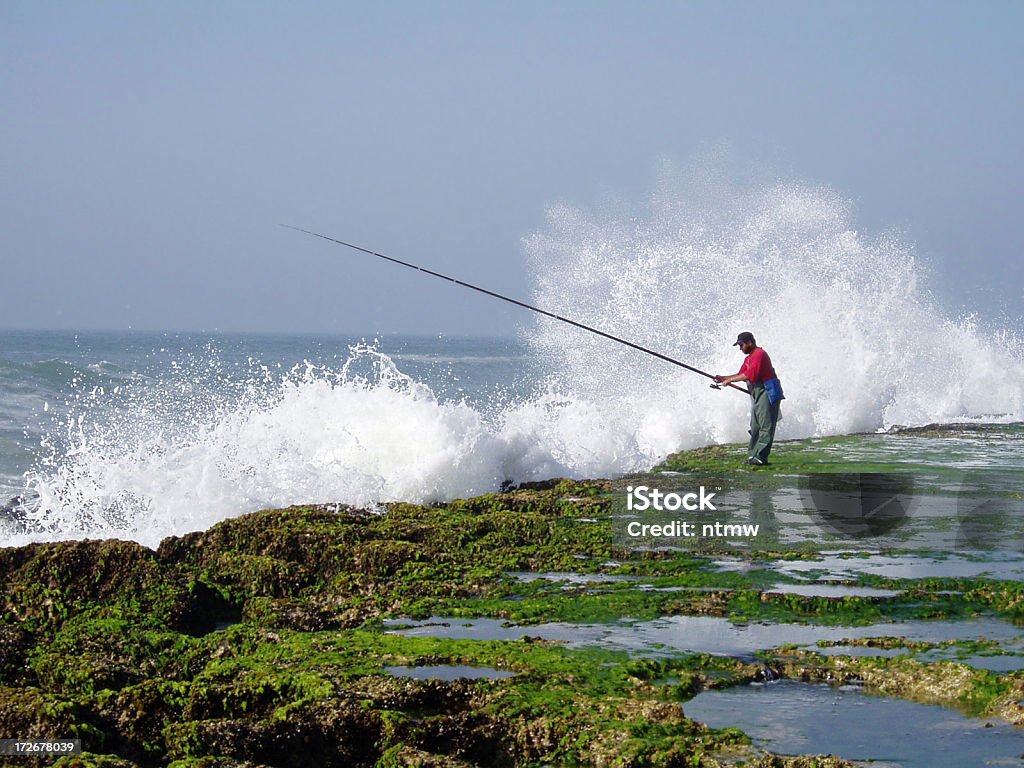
685,680,1024,766
715,552,1024,581
626,581,901,598
763,582,903,598
505,571,641,586
385,615,1024,662
915,648,1024,672
383,664,516,681
814,643,1024,672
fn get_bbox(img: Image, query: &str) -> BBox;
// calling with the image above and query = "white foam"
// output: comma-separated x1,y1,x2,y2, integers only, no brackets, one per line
8,166,1023,547
17,347,503,546
523,169,1024,442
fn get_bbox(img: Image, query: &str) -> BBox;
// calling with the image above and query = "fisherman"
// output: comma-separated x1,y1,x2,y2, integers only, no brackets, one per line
714,332,784,466
286,228,769,412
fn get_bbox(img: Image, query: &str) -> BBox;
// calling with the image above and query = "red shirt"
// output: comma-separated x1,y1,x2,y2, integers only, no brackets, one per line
739,347,775,385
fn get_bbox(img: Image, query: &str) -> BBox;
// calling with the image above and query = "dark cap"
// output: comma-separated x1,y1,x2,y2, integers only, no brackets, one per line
733,331,755,346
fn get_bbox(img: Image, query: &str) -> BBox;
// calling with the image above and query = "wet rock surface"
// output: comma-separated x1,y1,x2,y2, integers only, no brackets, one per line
0,474,1021,766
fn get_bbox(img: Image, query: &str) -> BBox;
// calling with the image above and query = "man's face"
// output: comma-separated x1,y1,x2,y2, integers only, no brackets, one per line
737,340,752,354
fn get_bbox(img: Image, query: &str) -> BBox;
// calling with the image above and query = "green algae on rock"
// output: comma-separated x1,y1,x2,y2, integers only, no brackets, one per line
1,475,1021,766
769,645,1024,724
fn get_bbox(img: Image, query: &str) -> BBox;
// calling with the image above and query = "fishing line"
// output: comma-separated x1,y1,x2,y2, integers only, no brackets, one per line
282,225,749,395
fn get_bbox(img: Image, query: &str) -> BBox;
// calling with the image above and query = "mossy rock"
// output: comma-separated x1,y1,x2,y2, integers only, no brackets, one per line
375,745,477,768
0,623,32,683
52,755,142,768
165,759,275,768
0,538,236,639
1,479,1019,767
157,506,373,583
0,685,108,751
0,539,160,603
163,701,393,766
0,540,163,632
241,594,368,632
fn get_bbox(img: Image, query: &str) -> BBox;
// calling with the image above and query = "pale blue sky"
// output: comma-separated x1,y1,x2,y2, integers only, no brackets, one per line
2,1,1021,334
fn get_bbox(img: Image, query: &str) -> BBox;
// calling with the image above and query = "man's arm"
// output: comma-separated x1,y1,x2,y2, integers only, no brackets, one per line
714,372,749,385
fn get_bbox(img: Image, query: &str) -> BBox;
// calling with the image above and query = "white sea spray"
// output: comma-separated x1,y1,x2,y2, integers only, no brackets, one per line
7,165,1023,546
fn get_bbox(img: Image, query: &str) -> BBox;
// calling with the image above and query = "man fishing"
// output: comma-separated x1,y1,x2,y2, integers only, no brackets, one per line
285,226,770,414
714,332,784,466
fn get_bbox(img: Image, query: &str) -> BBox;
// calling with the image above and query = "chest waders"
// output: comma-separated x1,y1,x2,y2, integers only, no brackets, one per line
748,383,781,464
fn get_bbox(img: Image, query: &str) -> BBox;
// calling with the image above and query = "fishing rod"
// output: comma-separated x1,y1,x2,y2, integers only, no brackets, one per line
282,225,750,395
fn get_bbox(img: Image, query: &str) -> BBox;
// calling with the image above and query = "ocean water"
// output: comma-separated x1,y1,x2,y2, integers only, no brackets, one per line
2,173,1022,547
684,680,1024,767
0,332,550,545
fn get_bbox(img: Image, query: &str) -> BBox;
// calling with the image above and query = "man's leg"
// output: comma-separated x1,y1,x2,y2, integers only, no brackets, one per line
751,398,780,464
749,391,770,462
763,402,781,461
748,401,760,460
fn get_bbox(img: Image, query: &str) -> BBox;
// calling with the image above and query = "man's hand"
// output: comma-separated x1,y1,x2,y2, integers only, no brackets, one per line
713,375,726,383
